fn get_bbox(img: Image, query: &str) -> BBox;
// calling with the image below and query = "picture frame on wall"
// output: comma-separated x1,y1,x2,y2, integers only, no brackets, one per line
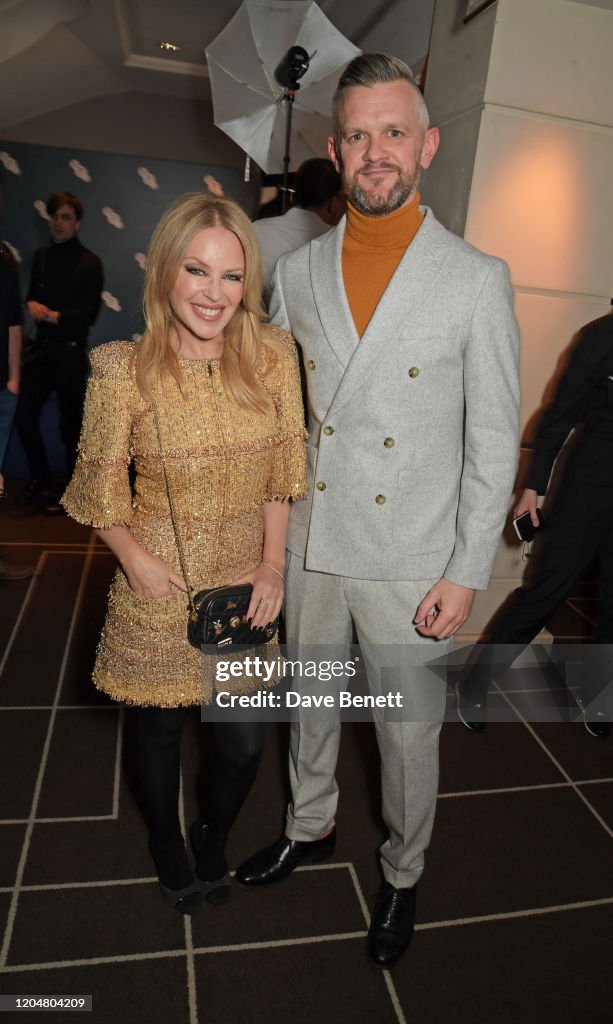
464,0,497,23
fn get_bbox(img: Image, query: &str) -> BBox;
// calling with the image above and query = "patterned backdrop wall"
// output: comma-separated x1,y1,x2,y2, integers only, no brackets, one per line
0,140,254,479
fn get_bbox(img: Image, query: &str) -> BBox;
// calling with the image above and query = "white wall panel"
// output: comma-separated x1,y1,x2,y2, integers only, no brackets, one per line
424,0,496,127
465,108,613,298
486,0,613,126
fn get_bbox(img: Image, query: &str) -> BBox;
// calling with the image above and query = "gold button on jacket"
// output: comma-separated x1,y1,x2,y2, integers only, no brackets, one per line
383,437,395,448
375,494,386,505
316,481,327,491
323,425,334,436
307,359,316,370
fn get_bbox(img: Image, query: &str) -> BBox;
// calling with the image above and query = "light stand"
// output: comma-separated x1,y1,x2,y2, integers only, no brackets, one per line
274,46,310,213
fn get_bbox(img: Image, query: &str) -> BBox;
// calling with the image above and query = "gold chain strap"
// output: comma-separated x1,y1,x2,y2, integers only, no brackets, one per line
151,402,196,614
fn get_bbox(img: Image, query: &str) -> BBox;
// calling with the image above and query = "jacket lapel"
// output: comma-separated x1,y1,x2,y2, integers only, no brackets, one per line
309,217,360,369
326,210,452,418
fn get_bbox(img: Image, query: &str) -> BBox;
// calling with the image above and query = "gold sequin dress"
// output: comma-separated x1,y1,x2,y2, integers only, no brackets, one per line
62,326,307,707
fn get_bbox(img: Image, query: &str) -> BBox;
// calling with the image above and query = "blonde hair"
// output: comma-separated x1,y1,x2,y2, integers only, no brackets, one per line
135,192,280,412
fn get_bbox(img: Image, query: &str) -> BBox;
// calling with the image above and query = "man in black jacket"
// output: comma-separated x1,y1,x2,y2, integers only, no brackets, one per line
458,312,613,737
15,192,103,509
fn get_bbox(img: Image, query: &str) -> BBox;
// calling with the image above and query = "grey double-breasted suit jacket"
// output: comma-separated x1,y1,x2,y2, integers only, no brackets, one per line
270,207,520,590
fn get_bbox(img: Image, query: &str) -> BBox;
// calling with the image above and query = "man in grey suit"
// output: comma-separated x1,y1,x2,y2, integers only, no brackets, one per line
237,53,520,967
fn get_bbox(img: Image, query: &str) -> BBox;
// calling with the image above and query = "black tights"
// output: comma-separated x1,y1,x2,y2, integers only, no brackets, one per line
133,707,266,888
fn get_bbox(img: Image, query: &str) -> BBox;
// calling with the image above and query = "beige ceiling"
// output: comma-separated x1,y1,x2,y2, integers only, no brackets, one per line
0,0,435,132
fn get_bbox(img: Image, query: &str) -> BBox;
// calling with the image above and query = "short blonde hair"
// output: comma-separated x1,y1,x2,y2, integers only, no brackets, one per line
135,193,279,412
332,53,429,147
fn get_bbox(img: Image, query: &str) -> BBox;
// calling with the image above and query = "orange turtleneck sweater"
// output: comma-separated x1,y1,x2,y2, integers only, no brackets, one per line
342,192,424,338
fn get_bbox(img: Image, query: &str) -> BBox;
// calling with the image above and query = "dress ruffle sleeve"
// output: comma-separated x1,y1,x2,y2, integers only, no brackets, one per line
262,326,308,502
61,341,137,527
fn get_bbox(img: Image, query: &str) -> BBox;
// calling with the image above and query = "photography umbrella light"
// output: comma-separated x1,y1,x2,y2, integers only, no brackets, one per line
205,0,360,196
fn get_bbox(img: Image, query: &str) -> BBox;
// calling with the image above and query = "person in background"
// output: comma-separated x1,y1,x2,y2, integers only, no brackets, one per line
62,193,307,915
254,158,344,306
457,311,613,739
0,236,34,581
0,241,23,500
15,191,103,512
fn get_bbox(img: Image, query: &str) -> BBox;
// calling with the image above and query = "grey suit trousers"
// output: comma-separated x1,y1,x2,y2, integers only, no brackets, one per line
283,551,449,889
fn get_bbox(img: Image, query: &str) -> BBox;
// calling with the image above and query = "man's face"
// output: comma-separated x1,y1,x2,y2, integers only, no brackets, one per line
328,80,439,217
49,204,80,243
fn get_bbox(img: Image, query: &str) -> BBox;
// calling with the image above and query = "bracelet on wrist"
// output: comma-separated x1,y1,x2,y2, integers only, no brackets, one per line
261,561,285,584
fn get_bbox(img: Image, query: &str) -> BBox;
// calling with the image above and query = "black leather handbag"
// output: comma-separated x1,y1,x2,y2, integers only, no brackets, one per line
153,404,279,652
188,584,277,649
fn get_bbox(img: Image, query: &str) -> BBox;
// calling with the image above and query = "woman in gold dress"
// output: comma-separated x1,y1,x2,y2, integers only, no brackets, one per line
62,194,306,914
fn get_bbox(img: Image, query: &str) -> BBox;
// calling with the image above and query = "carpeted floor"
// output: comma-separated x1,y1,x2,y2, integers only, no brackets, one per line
1,493,611,1023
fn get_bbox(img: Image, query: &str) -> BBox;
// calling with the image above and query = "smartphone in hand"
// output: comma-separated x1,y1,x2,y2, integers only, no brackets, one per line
513,508,545,542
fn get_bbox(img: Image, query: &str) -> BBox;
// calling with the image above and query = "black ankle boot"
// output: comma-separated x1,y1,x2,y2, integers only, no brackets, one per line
190,821,232,907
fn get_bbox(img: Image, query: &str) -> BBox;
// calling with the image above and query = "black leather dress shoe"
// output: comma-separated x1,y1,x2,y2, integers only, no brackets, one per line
455,681,487,733
235,829,336,886
367,881,417,969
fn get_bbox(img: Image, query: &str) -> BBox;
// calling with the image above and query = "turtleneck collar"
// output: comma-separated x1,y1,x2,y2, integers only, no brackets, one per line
344,192,423,249
51,235,81,251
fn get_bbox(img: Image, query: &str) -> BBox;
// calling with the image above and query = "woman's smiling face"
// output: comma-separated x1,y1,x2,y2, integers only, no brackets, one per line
169,225,245,358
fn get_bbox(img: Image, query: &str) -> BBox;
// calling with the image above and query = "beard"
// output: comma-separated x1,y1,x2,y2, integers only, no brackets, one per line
345,162,421,217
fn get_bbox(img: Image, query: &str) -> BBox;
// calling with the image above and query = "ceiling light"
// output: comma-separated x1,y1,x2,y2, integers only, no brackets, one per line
159,41,181,52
